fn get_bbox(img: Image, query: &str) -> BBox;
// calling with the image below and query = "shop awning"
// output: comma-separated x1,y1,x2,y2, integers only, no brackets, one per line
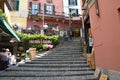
0,18,21,41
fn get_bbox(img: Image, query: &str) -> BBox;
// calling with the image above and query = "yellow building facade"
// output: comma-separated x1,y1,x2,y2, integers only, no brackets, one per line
11,0,28,29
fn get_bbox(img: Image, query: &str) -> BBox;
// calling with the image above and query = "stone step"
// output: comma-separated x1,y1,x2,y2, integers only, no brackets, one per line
0,71,94,77
51,52,82,54
0,38,97,80
60,45,81,46
52,51,82,54
38,54,85,57
39,56,85,59
41,54,83,57
55,49,82,52
6,67,93,71
32,59,87,62
58,47,81,48
34,57,86,60
18,63,89,68
0,75,97,80
51,50,82,52
26,60,87,64
51,51,82,53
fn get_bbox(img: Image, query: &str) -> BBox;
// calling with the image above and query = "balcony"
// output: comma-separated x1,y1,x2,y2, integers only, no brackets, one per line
28,9,81,22
28,10,65,20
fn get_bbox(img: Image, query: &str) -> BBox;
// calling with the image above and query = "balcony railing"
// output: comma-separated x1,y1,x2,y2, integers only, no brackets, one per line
28,9,81,21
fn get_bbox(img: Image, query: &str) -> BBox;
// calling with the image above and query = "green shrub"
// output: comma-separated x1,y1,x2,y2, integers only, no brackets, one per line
21,52,26,58
0,9,7,21
17,32,59,50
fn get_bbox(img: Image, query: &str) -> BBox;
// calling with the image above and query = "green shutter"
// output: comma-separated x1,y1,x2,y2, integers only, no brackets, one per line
39,3,41,13
76,9,78,16
16,0,19,11
75,0,77,5
52,5,55,14
29,2,32,9
68,0,70,5
44,4,46,14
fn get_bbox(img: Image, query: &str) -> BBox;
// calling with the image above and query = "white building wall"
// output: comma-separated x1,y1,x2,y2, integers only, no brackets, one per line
63,0,69,16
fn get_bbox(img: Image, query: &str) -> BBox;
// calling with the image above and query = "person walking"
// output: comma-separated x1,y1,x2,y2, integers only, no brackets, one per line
67,28,72,41
88,35,93,53
43,23,48,35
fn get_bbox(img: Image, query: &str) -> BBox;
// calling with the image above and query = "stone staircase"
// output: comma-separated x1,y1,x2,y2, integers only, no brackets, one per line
0,37,97,80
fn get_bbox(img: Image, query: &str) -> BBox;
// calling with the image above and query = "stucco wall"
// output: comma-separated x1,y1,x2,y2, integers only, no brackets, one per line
4,3,11,24
11,0,28,28
89,0,120,71
28,0,63,14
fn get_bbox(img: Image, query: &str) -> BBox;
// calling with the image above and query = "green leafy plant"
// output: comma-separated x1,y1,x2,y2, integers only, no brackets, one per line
43,44,49,50
0,9,7,21
17,32,59,51
21,52,26,58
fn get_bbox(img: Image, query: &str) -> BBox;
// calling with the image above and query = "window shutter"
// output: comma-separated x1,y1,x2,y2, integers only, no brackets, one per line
76,9,78,16
29,2,32,9
68,0,70,5
44,4,46,14
16,0,19,11
52,5,55,15
39,3,41,13
75,0,77,5
69,9,72,17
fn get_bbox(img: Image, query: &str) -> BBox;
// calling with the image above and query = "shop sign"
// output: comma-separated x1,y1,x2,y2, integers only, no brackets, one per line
29,39,52,44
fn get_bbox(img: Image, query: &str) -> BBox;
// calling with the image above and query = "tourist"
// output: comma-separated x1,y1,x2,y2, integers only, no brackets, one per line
43,23,48,35
88,35,93,53
0,48,9,69
67,28,72,41
5,49,12,66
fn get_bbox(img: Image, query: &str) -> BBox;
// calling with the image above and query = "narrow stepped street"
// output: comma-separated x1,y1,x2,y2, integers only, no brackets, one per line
0,37,97,80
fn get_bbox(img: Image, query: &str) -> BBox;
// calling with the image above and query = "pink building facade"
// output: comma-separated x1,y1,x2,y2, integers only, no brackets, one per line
27,0,82,36
82,0,120,79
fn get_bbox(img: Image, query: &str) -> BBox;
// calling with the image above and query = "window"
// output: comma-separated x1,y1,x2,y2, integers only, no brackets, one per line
45,4,55,14
29,2,40,15
69,0,77,6
31,3,40,15
13,0,19,11
118,8,120,21
69,8,78,17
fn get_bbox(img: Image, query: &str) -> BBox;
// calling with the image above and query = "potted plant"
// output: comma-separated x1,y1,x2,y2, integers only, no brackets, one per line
21,52,26,60
43,44,49,51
